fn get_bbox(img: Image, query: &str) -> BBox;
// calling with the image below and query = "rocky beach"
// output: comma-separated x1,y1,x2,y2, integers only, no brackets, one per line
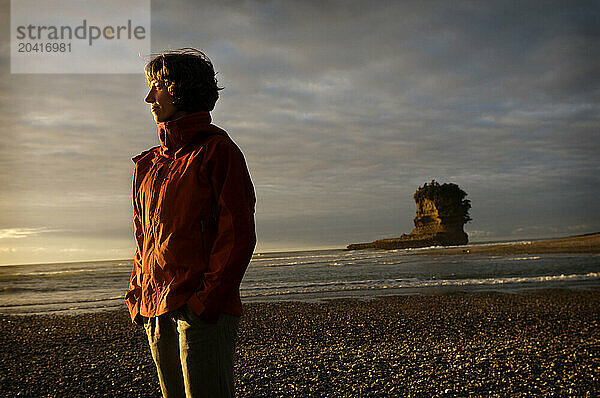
1,289,599,397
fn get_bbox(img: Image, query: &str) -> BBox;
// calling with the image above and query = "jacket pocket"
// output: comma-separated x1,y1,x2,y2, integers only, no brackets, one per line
180,304,208,328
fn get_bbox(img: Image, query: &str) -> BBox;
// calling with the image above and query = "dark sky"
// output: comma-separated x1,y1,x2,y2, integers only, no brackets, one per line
1,0,598,264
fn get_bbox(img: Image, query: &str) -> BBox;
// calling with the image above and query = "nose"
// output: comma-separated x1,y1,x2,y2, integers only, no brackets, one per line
145,88,155,104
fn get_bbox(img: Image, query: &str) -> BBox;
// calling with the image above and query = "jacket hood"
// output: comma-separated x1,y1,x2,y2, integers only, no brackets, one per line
156,111,227,158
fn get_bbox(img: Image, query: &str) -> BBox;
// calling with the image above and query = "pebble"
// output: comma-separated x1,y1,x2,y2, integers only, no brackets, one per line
1,289,599,396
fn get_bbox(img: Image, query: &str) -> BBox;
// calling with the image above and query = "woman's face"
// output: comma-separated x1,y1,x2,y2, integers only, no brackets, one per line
144,81,185,123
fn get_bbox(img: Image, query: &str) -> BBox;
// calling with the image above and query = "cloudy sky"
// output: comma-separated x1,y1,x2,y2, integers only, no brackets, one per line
1,0,598,265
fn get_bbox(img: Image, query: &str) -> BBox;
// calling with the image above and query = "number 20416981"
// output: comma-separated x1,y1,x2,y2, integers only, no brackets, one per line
18,42,72,53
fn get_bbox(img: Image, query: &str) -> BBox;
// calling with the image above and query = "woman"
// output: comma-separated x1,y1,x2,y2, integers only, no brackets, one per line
125,48,256,397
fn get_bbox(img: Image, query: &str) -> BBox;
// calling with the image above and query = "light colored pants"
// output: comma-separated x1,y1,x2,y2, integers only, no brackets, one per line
144,306,240,398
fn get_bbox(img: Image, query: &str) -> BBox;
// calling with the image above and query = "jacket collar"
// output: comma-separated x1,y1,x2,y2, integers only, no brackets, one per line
155,111,225,158
132,111,228,164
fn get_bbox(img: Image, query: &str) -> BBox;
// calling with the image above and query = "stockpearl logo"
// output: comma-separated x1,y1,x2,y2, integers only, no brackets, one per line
11,0,151,74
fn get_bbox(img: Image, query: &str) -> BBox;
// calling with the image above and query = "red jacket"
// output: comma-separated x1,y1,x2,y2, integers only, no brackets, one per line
125,111,256,324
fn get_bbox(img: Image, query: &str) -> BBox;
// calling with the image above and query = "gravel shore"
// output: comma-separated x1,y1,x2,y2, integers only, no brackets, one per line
1,289,599,397
413,232,600,256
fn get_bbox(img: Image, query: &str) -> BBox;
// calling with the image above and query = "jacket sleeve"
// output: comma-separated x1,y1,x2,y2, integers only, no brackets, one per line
187,138,256,321
125,168,144,324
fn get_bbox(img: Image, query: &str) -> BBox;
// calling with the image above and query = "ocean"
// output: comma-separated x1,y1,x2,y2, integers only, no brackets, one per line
1,243,599,315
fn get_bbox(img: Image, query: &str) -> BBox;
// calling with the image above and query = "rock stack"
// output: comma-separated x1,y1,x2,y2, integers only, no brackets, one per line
347,181,471,250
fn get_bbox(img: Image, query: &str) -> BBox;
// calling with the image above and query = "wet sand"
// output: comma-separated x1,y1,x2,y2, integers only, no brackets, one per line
1,289,599,397
414,232,600,256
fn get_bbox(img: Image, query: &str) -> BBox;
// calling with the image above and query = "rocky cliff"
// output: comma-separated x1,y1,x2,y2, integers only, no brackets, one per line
347,181,471,250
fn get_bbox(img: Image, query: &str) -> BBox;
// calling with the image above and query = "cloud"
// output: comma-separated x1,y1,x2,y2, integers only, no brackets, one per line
59,248,85,253
1,0,599,261
0,227,55,239
567,224,591,232
465,230,495,240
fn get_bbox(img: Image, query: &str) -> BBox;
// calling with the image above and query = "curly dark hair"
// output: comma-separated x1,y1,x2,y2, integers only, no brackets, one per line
145,48,222,112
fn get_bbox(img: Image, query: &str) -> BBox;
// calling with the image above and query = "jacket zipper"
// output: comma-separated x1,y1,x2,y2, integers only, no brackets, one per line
148,161,170,248
150,163,168,221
